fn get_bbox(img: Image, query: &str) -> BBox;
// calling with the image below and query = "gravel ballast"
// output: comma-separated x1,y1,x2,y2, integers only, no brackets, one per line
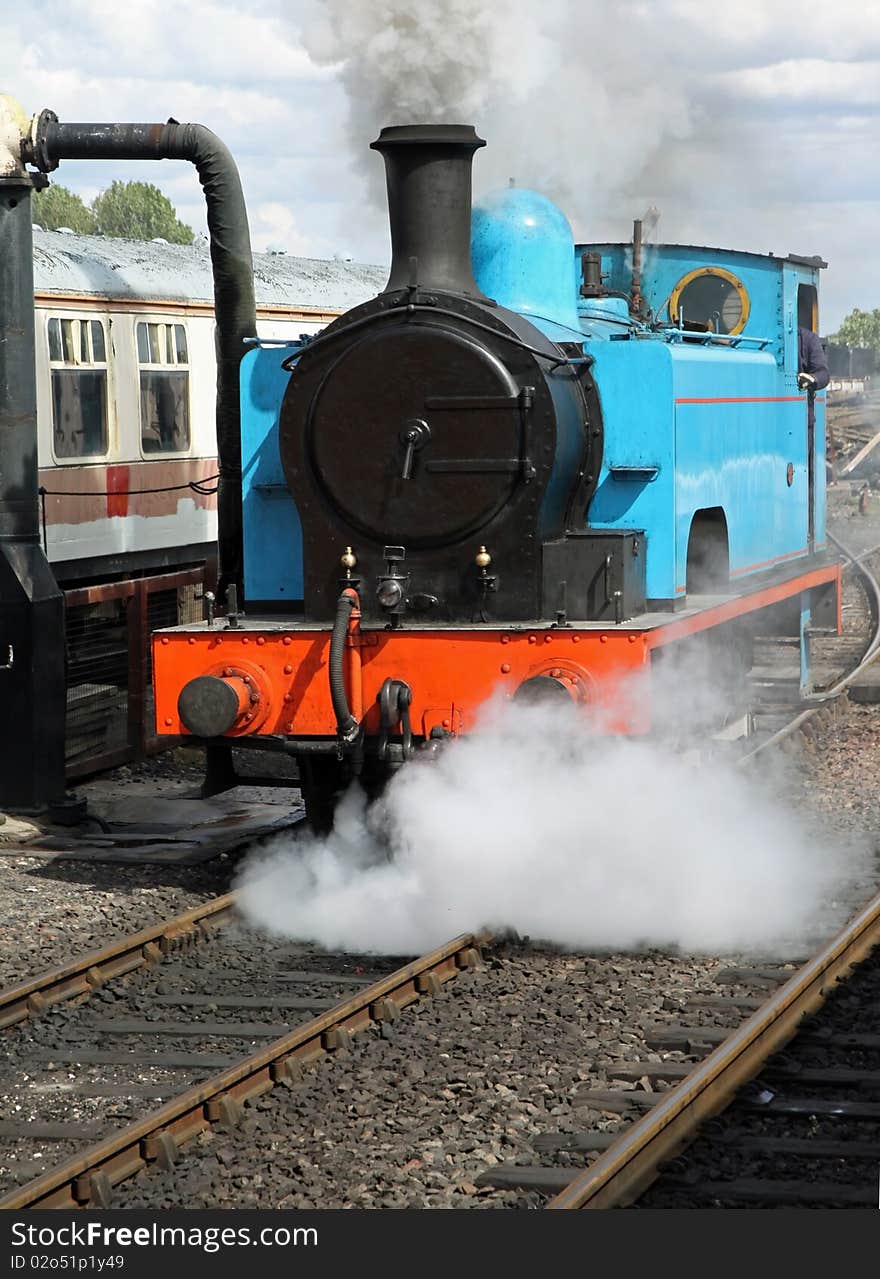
0,750,230,986
97,945,789,1210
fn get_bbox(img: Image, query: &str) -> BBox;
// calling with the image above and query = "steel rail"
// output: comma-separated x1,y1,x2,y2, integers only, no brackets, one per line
0,893,237,1030
797,532,880,699
545,888,880,1209
739,536,880,762
0,931,487,1209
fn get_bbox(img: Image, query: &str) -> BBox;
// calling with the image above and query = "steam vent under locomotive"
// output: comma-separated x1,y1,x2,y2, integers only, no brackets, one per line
153,123,841,830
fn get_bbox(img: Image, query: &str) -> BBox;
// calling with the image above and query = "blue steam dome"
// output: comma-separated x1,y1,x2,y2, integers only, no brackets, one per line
471,187,581,337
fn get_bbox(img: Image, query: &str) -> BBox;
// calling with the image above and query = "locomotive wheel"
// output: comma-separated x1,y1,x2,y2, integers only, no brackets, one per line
296,751,396,836
297,755,347,835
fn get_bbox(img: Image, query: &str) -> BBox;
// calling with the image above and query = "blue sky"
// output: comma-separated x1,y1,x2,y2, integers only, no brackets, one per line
2,0,878,332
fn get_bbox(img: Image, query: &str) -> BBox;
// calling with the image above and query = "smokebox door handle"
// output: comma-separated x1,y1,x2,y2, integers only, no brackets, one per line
398,419,431,480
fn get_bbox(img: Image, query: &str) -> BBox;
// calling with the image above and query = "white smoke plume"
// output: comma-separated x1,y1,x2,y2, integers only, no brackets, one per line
236,691,864,958
296,0,694,235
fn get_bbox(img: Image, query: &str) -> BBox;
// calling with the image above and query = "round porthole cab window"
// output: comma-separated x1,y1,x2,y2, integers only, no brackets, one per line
669,267,750,336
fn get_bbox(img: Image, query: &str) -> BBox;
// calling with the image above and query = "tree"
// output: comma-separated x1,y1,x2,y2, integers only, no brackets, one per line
32,184,97,235
833,308,880,351
92,181,195,244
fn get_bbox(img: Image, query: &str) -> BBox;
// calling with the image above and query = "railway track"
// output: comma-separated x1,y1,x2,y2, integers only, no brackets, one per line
0,895,237,1032
535,888,880,1209
2,842,880,1211
0,897,484,1209
1,540,878,1210
739,533,880,760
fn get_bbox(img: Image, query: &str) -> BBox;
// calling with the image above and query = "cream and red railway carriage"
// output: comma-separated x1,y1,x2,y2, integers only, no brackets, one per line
31,230,383,773
33,229,384,586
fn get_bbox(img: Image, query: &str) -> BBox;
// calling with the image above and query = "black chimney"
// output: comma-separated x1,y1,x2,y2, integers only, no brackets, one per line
370,124,488,297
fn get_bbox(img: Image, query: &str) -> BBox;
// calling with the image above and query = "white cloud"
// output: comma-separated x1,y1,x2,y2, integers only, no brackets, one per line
721,58,880,107
1,0,878,328
251,200,336,256
15,1,330,87
667,0,880,63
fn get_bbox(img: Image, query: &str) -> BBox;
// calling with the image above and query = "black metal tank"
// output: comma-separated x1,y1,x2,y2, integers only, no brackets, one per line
279,125,602,625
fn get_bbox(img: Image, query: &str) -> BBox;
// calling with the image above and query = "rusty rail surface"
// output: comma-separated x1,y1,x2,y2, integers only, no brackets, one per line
0,932,486,1209
0,893,237,1030
545,888,880,1209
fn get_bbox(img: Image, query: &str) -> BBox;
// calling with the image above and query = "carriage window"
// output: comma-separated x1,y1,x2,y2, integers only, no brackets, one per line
174,325,188,363
669,267,750,336
90,320,106,362
47,316,109,459
136,321,190,454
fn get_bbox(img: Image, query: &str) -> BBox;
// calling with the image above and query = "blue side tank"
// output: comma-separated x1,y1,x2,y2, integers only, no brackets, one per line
471,187,582,339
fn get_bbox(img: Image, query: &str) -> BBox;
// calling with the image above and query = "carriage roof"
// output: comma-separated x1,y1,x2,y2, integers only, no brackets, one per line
32,229,387,311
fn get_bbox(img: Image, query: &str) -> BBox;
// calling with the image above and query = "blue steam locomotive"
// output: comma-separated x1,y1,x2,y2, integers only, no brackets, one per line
154,124,840,828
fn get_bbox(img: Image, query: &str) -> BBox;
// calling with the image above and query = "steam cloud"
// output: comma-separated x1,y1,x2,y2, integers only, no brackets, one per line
297,0,694,234
291,0,853,318
236,692,863,958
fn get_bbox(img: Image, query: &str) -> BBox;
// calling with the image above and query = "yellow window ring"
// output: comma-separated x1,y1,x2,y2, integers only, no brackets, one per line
669,266,750,336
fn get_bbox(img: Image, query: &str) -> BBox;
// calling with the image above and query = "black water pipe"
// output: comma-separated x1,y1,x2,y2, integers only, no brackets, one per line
23,113,258,595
